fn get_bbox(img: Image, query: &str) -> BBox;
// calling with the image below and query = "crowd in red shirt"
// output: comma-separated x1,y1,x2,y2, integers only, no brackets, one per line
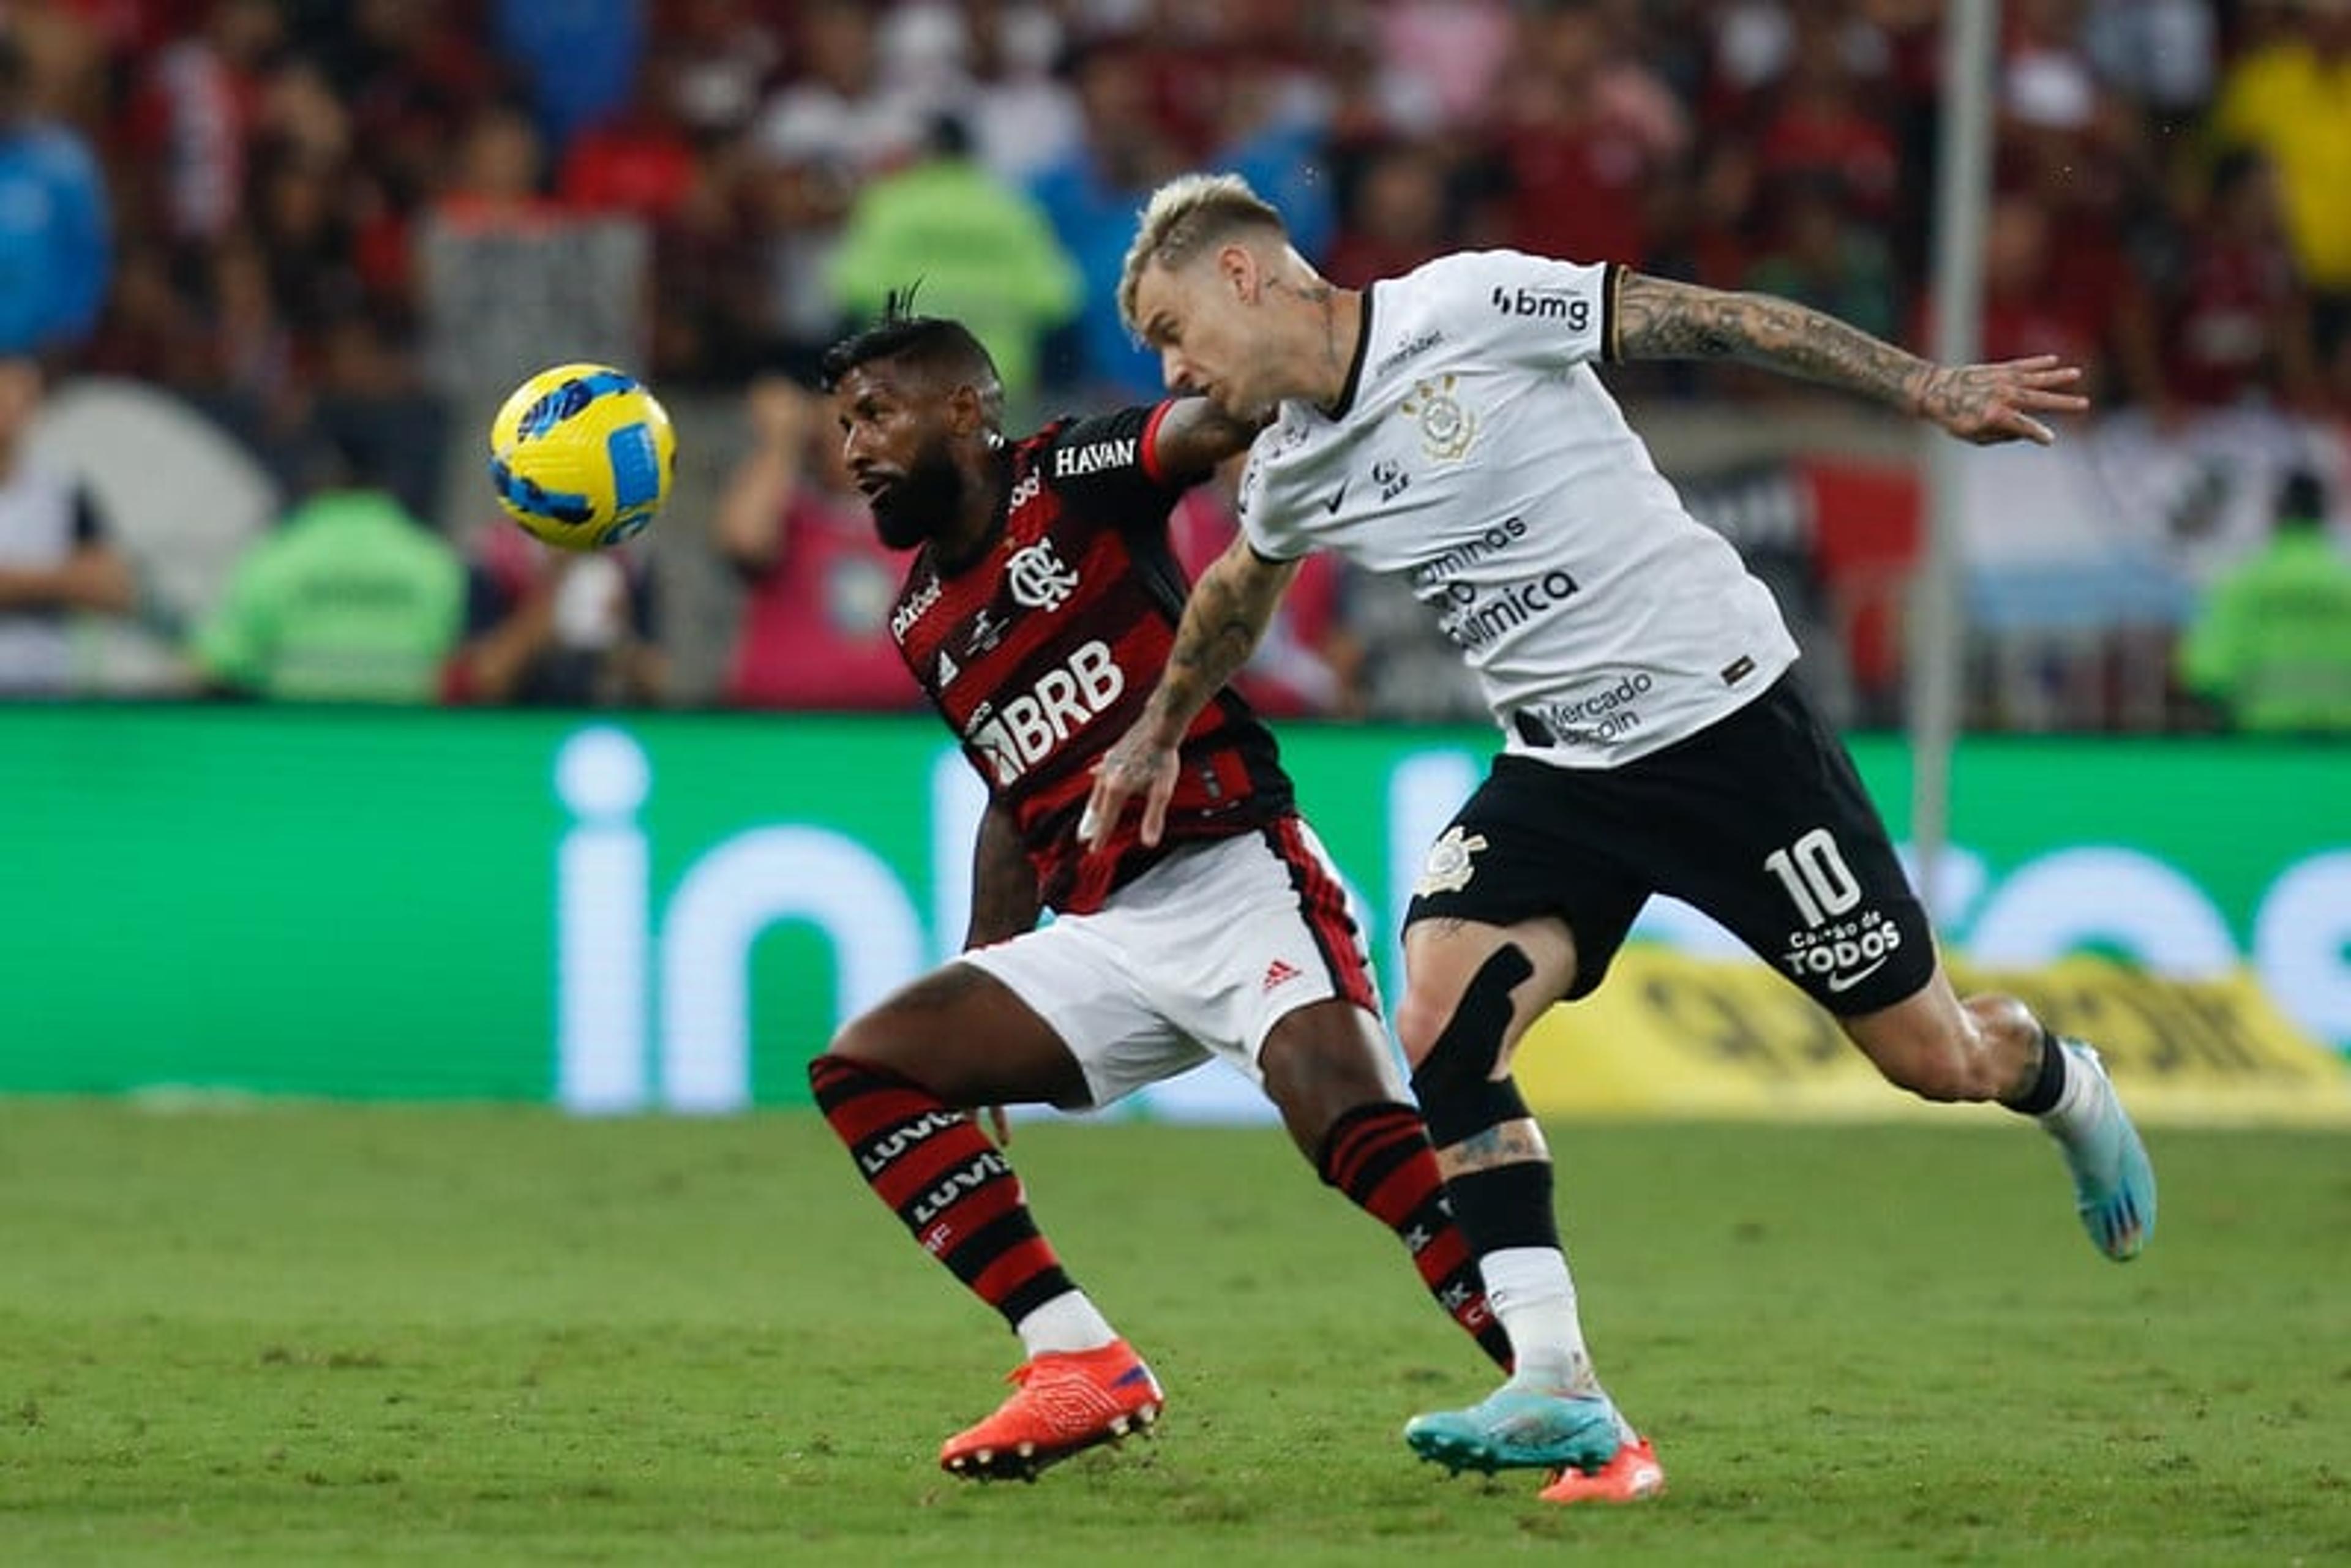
2,1,2342,724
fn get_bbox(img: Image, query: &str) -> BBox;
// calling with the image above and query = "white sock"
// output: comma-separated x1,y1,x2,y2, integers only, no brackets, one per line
2038,1041,2105,1141
1013,1290,1119,1357
1481,1246,1594,1394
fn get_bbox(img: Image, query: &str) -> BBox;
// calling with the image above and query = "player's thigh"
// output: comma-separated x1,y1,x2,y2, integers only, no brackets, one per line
1125,820,1386,1093
957,918,1205,1110
1655,680,1936,1018
1394,757,1645,1063
829,959,1091,1109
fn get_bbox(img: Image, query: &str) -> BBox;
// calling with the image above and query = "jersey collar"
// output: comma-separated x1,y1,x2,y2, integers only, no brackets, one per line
1314,283,1376,422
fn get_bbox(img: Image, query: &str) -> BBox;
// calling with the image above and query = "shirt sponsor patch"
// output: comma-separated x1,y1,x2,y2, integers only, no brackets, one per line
890,576,942,641
1053,437,1137,478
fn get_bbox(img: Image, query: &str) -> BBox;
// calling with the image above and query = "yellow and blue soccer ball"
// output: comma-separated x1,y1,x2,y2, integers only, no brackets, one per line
487,363,676,550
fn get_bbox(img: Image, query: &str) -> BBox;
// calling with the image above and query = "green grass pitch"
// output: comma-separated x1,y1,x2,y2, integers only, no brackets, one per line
2,1100,2345,1564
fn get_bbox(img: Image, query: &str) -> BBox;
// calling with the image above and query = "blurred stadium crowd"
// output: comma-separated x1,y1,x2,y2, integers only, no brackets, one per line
1,0,2348,730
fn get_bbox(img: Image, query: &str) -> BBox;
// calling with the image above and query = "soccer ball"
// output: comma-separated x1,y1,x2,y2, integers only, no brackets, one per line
487,363,676,550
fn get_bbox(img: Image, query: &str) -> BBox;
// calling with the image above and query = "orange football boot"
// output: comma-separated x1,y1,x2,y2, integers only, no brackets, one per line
1536,1435,1666,1505
939,1339,1163,1482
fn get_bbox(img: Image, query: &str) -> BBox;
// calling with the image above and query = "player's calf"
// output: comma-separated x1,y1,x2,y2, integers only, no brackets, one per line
1316,1101,1513,1368
808,1053,1080,1325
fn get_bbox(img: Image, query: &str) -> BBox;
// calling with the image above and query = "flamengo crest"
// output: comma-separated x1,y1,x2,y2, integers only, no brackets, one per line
1007,538,1080,611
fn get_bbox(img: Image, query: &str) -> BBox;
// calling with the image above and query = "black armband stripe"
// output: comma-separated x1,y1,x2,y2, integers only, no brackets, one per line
1601,263,1623,364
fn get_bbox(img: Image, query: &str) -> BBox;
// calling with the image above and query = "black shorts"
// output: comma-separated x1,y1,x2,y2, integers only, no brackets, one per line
1404,675,1935,1016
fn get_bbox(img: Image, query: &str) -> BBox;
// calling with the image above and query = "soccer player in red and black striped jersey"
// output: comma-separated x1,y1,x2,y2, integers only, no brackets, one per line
803,304,1510,1482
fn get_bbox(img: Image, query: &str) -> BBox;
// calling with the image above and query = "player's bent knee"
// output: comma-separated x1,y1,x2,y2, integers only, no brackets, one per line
822,1012,935,1089
1406,943,1536,1146
1390,993,1451,1066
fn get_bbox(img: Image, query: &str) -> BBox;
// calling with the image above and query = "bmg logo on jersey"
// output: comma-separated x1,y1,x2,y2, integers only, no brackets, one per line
1490,285,1591,330
1006,538,1080,611
966,639,1126,785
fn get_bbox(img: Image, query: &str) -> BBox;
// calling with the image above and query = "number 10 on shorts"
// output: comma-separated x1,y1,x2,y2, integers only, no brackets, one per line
1763,827,1861,929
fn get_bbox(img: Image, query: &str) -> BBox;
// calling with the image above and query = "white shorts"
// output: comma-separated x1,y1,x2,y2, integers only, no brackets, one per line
959,817,1389,1109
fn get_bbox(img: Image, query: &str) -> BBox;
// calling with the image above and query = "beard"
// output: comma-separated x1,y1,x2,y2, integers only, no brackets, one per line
869,440,964,550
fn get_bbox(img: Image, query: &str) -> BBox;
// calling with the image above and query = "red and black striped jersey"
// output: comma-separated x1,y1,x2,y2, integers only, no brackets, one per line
889,401,1294,914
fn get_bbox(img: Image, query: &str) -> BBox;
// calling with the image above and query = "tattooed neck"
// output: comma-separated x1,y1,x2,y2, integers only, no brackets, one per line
1265,275,1346,403
1269,277,1349,408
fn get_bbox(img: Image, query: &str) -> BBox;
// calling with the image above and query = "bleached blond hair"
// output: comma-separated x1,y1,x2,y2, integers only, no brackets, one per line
1117,173,1289,333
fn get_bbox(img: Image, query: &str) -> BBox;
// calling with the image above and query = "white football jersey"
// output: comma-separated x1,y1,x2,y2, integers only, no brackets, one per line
1238,250,1799,768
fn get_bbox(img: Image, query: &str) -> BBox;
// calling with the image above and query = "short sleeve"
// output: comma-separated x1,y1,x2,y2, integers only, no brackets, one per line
1234,438,1308,563
1430,250,1617,370
1041,404,1181,522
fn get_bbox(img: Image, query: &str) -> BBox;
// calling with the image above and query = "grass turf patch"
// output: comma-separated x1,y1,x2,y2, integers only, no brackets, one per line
1,1101,2345,1564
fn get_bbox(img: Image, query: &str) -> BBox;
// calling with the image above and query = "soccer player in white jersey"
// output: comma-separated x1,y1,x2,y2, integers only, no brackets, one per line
1081,173,2158,1506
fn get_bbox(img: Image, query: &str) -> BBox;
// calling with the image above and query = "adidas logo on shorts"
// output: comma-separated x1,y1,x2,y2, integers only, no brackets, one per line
1261,959,1303,992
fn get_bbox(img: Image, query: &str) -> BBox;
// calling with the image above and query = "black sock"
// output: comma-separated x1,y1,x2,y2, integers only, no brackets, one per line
2004,1027,2069,1116
1443,1158,1563,1254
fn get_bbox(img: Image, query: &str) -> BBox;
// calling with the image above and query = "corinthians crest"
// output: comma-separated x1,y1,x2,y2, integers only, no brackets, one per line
1414,825,1489,896
1401,373,1477,460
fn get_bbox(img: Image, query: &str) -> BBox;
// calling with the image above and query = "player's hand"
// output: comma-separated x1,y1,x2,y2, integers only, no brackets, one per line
1916,355,2089,446
983,1105,1011,1147
1081,723,1180,852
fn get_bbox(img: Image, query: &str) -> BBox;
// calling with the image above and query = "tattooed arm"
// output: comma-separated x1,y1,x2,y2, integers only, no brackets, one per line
1079,533,1301,850
964,798,1041,950
1611,270,2090,445
1148,394,1267,478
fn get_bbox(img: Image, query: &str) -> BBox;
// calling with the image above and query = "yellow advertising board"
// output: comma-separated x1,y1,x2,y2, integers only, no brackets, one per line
1513,950,2351,1127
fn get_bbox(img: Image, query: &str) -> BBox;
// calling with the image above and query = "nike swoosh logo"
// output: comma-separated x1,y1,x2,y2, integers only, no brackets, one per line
1322,481,1348,514
1824,958,1890,994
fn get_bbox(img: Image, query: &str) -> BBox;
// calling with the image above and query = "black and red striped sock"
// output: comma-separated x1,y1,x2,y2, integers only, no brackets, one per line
809,1053,1076,1329
1318,1101,1513,1370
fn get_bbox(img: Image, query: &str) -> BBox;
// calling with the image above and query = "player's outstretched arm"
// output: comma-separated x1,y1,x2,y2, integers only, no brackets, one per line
1082,534,1299,851
1148,394,1267,479
1612,271,2091,446
964,799,1041,950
